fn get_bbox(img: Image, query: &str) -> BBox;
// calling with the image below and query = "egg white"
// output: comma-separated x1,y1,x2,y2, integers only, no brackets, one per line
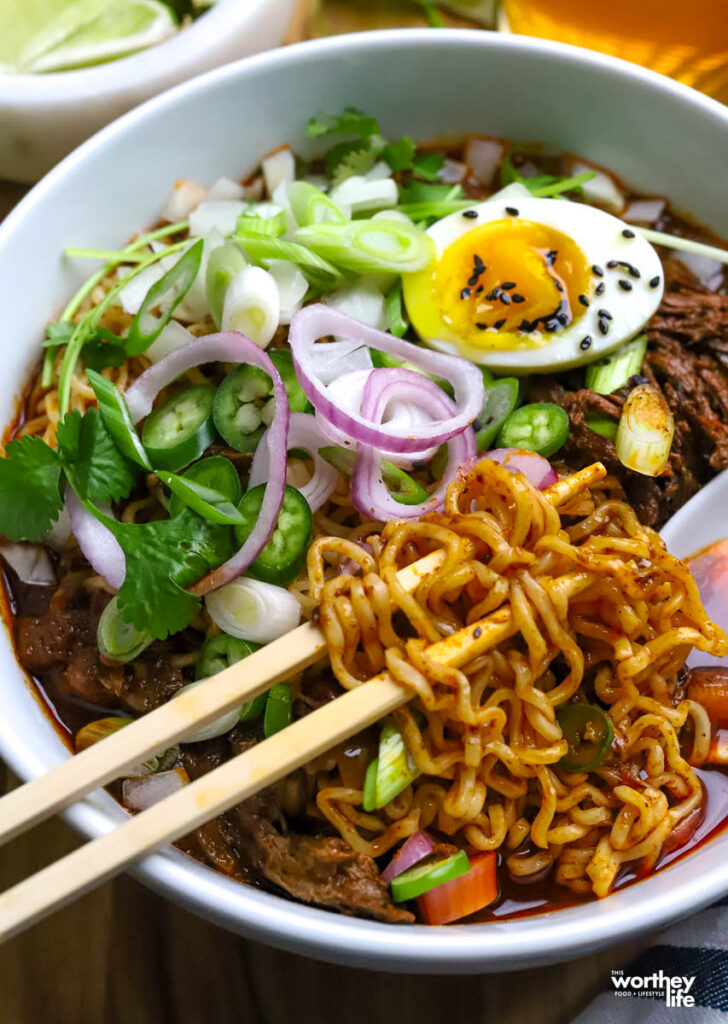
404,194,665,373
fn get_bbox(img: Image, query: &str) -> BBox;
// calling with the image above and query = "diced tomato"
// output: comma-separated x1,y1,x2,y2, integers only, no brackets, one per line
686,668,728,729
417,852,498,925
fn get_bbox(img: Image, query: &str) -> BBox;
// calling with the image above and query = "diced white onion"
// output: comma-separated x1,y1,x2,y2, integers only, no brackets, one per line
188,201,245,237
145,320,195,362
672,251,725,291
122,768,188,813
371,209,413,227
323,280,388,337
438,159,467,184
0,542,56,585
174,680,242,743
623,199,666,224
329,176,399,214
268,259,308,325
485,181,532,204
173,227,224,323
45,505,72,550
117,262,165,315
365,161,394,182
309,339,374,386
566,159,624,214
243,176,265,200
464,138,504,186
206,176,245,202
263,147,295,199
161,180,207,222
221,265,279,348
205,577,300,644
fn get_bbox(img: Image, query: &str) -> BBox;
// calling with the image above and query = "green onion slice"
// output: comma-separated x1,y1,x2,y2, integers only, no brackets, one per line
206,243,247,330
615,382,674,478
385,280,409,339
125,239,204,357
375,718,419,807
85,368,152,470
318,446,428,506
235,234,346,290
362,758,379,812
557,703,614,772
288,181,349,227
295,219,435,275
97,595,153,663
158,471,245,527
390,850,470,902
236,206,287,238
585,334,647,395
169,456,242,517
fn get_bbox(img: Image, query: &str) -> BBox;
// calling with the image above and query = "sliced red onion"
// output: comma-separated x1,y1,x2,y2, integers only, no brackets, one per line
249,412,338,512
381,831,436,884
65,488,126,589
0,542,56,586
288,305,484,455
464,138,504,186
125,332,289,595
122,768,188,812
483,448,558,490
351,370,477,521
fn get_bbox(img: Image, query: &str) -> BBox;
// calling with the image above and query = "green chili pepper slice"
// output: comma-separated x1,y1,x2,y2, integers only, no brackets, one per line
196,634,266,722
318,446,428,505
168,456,242,517
213,365,274,453
234,483,313,585
126,239,204,356
390,850,471,902
474,377,520,452
264,682,293,737
268,349,314,414
159,471,244,526
496,402,569,459
141,385,217,471
369,348,453,397
557,703,614,772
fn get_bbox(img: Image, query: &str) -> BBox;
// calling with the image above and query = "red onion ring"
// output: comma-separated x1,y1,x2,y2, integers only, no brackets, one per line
65,487,126,589
351,370,477,521
248,412,337,513
124,332,290,595
381,831,436,884
289,305,484,454
483,448,558,490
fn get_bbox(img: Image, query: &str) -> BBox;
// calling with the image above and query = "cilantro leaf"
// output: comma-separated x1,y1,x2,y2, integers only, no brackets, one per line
398,180,463,204
0,436,63,541
44,321,75,347
57,409,138,504
108,511,234,639
325,140,376,184
82,328,127,371
306,107,380,140
412,151,445,180
381,135,417,172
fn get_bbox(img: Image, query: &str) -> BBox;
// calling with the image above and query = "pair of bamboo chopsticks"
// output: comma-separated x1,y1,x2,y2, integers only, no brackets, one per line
0,463,605,942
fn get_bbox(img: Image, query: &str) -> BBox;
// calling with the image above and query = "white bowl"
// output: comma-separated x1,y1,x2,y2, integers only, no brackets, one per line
0,0,295,183
2,29,728,972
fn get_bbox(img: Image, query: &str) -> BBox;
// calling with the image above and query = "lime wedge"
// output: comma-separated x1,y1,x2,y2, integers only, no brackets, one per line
0,0,177,73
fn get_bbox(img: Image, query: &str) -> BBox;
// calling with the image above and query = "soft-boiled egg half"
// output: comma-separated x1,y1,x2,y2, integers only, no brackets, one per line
402,192,664,372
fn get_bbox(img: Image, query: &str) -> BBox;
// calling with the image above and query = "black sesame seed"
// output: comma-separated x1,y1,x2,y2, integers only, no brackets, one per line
592,264,604,277
476,285,484,294
622,229,636,238
546,250,558,266
500,281,516,290
467,275,480,287
460,287,471,299
595,282,606,295
511,294,525,303
545,318,561,332
649,276,661,288
578,294,590,307
505,206,519,216
618,279,633,291
632,374,649,386
598,309,613,320
473,254,485,269
500,293,511,306
519,319,532,332
475,322,488,330
494,319,506,329
598,320,609,335
555,281,564,293
473,626,482,639
463,209,479,219
607,260,618,269
580,336,592,350
556,312,569,326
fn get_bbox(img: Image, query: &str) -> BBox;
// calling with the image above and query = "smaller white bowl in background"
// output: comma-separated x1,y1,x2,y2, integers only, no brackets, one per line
0,0,296,184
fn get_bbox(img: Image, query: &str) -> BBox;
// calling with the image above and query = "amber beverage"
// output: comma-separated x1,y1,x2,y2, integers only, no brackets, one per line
502,0,728,104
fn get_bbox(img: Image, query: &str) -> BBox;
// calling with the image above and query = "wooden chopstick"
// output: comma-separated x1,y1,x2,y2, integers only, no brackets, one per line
0,462,605,941
0,549,446,848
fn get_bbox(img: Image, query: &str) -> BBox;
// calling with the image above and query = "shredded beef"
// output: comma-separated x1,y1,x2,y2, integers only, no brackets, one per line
535,258,728,528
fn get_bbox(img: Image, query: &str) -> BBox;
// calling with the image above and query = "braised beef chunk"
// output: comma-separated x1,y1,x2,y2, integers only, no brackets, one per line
535,258,728,528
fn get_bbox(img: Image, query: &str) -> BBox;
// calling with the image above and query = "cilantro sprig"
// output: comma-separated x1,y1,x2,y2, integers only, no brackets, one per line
500,153,596,198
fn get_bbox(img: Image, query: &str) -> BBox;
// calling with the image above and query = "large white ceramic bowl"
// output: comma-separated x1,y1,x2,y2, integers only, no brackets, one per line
2,29,728,973
0,0,295,183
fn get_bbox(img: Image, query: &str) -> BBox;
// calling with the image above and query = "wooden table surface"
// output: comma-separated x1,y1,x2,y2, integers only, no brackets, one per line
0,7,657,1018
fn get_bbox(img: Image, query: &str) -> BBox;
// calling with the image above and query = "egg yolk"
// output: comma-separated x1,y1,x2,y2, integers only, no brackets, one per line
434,219,592,347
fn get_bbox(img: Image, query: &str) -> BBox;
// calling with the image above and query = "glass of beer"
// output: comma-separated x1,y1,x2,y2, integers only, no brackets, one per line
501,0,728,104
